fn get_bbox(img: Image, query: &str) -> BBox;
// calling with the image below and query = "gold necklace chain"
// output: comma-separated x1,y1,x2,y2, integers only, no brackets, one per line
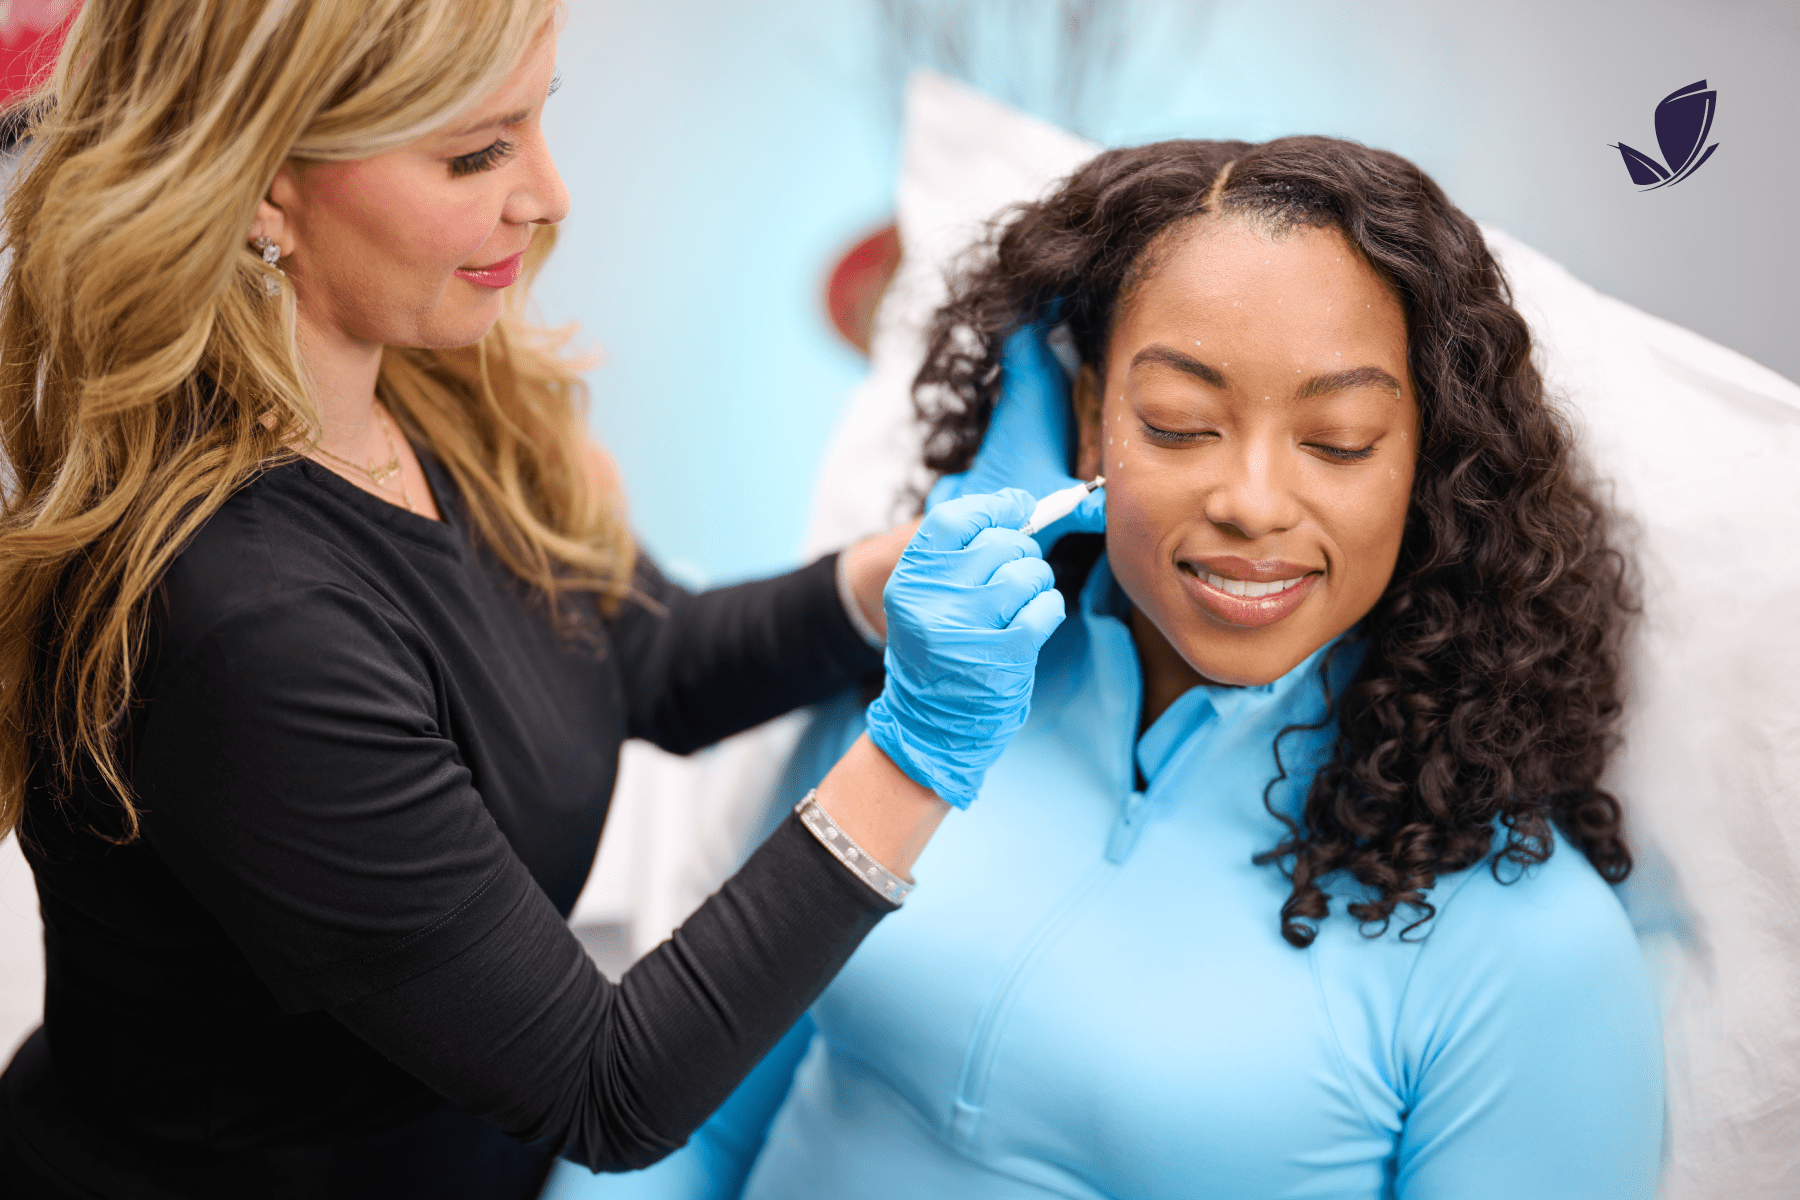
311,404,417,514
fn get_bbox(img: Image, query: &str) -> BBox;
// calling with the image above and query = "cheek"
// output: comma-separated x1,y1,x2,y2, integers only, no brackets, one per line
1098,455,1185,594
307,162,493,282
1094,399,1194,591
297,162,508,346
1098,403,1152,479
1323,465,1413,608
406,191,500,270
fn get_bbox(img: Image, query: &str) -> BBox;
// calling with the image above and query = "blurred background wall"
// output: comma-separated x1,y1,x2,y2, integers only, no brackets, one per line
537,0,1797,587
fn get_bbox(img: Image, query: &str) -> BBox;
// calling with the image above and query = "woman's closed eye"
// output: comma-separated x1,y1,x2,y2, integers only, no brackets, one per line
1139,420,1217,446
1303,440,1378,463
1138,419,1379,461
449,137,517,177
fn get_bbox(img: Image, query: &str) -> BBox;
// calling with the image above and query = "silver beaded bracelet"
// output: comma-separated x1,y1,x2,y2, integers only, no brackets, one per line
794,789,915,905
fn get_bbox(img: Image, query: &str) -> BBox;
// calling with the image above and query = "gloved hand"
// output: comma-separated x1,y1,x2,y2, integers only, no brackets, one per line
864,490,1065,809
926,321,1106,553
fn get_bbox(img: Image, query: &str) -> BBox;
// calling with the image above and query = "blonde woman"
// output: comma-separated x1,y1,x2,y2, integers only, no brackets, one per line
0,2,1075,1196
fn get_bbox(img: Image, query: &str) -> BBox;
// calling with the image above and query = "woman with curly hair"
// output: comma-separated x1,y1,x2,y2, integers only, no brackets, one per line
571,136,1663,1200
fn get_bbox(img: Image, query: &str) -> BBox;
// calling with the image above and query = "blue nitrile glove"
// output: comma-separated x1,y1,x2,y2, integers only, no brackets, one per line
925,321,1106,553
865,490,1065,809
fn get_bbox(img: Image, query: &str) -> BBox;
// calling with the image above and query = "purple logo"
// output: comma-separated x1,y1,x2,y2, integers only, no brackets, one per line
1611,80,1720,189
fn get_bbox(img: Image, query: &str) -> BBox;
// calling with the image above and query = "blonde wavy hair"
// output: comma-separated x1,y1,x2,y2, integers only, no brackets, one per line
0,0,633,842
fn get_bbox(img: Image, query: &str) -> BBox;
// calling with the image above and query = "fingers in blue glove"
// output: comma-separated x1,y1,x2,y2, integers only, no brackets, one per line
1010,587,1068,644
914,489,1037,552
885,532,1042,622
865,486,1067,810
985,556,1058,625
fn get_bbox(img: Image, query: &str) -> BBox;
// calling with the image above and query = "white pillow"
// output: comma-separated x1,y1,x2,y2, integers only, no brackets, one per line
801,74,1098,556
806,69,1800,1199
1486,228,1800,1198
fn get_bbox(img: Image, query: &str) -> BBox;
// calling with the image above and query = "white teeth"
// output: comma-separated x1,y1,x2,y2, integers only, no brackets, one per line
1203,570,1309,599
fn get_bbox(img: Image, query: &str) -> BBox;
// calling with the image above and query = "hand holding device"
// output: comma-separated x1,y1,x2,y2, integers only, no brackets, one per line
864,490,1064,809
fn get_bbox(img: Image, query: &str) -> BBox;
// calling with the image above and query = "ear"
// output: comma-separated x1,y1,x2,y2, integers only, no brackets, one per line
1073,362,1105,481
247,162,302,257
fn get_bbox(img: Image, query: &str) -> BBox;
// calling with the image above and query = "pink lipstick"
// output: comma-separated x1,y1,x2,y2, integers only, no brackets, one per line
455,250,524,289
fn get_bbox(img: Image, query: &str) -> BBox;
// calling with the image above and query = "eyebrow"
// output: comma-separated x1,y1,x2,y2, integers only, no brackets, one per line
1295,365,1405,400
1129,344,1224,387
1130,344,1403,400
446,107,532,139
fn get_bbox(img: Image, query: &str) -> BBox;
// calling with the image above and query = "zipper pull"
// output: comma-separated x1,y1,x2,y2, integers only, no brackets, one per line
1106,789,1148,863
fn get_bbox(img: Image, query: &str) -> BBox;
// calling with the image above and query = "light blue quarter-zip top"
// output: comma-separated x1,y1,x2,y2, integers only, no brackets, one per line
555,554,1664,1200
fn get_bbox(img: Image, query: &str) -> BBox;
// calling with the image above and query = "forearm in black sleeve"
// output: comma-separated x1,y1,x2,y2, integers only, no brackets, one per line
330,812,894,1171
611,553,883,753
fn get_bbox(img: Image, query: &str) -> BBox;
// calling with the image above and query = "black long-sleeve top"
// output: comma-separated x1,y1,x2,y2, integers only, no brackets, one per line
0,454,890,1200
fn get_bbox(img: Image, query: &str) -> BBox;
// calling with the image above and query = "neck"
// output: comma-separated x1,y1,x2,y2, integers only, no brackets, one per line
1128,607,1207,732
287,302,442,521
296,307,386,451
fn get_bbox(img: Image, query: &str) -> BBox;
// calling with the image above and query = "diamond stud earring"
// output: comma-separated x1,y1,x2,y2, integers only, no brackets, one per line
250,236,283,296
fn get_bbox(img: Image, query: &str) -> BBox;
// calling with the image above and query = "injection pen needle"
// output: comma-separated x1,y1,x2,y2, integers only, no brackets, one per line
1018,476,1105,538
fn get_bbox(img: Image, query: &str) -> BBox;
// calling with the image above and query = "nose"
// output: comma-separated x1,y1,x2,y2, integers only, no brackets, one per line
1201,434,1303,542
506,129,571,227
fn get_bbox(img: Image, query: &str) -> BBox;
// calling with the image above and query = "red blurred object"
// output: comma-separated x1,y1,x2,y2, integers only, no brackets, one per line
1,1,79,110
824,223,901,356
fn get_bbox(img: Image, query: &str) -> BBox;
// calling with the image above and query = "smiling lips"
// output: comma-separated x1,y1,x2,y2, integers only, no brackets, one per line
455,250,525,289
1178,556,1322,628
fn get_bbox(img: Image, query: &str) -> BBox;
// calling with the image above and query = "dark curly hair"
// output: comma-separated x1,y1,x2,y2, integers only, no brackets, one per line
914,136,1635,947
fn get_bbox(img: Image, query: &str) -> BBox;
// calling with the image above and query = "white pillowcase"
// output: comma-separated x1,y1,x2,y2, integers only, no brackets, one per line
805,69,1800,1199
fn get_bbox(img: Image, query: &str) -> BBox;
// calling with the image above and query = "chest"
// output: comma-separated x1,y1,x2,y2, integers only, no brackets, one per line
808,722,1408,1198
380,545,626,913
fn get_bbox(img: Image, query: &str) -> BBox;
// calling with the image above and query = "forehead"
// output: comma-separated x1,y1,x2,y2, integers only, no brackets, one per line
1113,217,1407,366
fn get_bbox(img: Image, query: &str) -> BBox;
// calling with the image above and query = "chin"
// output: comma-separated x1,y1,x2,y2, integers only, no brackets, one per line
406,292,508,350
417,315,504,351
1176,636,1318,689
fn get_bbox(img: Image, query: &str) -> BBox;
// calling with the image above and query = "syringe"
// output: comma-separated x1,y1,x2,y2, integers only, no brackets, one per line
1018,476,1105,538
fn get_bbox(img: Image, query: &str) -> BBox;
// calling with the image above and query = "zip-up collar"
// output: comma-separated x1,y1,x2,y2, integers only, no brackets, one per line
1074,553,1363,858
